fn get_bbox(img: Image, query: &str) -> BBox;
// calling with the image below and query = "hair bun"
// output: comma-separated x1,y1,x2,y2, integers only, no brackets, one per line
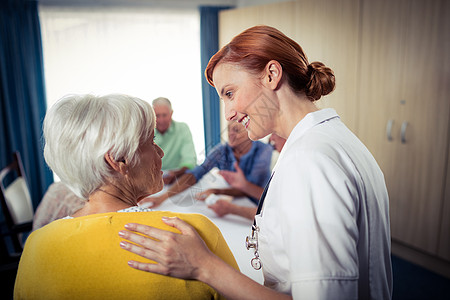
306,62,335,100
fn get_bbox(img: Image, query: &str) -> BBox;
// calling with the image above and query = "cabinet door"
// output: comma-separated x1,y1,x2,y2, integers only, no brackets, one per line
391,0,450,254
397,0,450,255
359,0,450,254
358,0,409,245
292,0,360,132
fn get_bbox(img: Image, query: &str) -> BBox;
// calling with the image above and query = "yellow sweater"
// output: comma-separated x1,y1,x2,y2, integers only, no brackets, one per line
14,211,239,299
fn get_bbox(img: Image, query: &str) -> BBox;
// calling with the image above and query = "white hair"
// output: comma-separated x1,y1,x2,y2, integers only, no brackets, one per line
43,94,155,200
152,97,172,111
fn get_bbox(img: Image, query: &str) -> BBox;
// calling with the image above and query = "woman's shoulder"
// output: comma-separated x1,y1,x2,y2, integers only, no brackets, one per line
32,211,221,243
208,143,228,156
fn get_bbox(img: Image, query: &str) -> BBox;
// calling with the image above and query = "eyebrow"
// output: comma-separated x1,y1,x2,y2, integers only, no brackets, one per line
219,85,231,97
219,87,225,97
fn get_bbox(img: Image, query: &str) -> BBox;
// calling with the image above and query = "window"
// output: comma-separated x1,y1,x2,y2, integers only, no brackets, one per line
39,6,205,162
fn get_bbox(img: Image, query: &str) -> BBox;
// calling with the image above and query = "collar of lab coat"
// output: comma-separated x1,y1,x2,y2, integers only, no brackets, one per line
273,108,339,172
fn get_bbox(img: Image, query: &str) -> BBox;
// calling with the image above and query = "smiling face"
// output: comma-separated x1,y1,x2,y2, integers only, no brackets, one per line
129,131,165,198
212,62,278,141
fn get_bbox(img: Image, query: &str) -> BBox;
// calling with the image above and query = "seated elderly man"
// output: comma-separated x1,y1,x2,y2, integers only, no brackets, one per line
152,97,197,184
14,94,238,299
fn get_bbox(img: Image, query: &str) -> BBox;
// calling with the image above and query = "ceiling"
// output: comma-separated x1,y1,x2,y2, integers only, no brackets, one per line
38,0,288,9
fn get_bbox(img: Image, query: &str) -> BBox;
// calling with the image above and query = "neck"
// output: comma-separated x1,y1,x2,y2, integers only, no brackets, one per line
232,140,252,158
73,185,138,217
274,89,318,139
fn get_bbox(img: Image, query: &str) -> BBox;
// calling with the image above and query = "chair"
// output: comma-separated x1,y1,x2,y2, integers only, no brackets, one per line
0,152,34,254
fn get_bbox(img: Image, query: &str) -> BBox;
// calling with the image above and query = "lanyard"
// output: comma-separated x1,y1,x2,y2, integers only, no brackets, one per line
253,172,274,226
246,172,274,270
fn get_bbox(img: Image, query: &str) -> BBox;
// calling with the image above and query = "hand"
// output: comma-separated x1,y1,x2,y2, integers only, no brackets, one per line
119,217,213,280
195,189,217,201
219,162,246,190
163,171,176,185
208,200,235,217
138,193,168,209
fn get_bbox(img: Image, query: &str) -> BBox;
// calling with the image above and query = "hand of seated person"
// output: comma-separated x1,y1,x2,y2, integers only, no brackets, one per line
218,162,247,191
208,200,235,217
163,171,176,185
163,167,190,185
195,188,218,201
138,193,168,209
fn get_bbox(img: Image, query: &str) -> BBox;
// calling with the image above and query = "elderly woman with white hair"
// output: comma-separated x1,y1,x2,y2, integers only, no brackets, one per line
14,94,238,299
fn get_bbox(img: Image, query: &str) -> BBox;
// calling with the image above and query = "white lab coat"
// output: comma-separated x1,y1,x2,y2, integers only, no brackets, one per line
255,108,393,300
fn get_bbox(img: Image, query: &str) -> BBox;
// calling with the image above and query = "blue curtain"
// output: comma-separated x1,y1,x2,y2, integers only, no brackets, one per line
0,0,53,212
199,6,232,155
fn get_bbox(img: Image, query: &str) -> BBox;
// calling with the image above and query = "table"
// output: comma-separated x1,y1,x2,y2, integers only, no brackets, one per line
153,169,264,284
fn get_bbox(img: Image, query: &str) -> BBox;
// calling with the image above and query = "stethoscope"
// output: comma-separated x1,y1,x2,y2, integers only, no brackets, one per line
246,173,273,270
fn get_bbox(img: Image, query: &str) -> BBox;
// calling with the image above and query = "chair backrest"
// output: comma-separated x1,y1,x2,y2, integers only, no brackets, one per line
0,152,34,229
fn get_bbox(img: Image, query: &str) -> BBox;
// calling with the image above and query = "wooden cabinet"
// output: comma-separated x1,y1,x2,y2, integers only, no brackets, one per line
358,0,450,257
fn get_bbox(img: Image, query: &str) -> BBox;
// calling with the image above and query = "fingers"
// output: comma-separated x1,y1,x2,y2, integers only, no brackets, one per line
195,191,208,201
161,216,198,236
120,223,167,243
219,171,233,184
196,189,215,201
208,201,229,217
127,259,171,275
119,238,158,260
119,240,173,277
163,176,171,185
138,197,155,208
233,161,242,172
139,195,166,208
120,218,211,280
138,201,154,209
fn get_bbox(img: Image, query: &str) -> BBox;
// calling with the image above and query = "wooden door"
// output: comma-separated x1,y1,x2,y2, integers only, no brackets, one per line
396,0,450,254
358,0,409,245
359,0,450,255
292,0,360,132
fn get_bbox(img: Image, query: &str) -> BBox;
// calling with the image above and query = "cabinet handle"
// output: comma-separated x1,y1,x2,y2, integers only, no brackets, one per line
386,119,394,141
401,121,408,144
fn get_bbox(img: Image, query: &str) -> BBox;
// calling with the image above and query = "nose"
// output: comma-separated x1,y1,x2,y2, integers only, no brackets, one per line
224,103,237,121
157,144,164,158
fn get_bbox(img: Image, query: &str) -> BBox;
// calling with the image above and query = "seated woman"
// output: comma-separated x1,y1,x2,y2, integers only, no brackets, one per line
208,133,286,220
141,121,273,208
14,94,238,299
32,181,85,231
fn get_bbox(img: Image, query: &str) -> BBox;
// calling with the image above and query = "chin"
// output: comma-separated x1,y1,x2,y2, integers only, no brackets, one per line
248,129,269,141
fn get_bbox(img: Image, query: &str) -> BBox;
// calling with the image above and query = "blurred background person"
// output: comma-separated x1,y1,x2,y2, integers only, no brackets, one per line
140,121,272,208
208,133,286,220
152,97,197,184
32,181,85,231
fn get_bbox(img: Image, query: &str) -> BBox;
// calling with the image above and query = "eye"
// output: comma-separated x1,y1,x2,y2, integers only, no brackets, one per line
225,91,233,99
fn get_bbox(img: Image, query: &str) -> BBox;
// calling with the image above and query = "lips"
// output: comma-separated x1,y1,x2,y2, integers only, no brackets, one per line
239,115,250,129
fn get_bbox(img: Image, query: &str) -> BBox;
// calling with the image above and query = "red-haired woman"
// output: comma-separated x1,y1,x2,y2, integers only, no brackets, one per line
119,25,393,300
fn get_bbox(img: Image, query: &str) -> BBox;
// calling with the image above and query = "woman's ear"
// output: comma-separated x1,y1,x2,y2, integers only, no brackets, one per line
104,153,127,174
264,60,283,90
